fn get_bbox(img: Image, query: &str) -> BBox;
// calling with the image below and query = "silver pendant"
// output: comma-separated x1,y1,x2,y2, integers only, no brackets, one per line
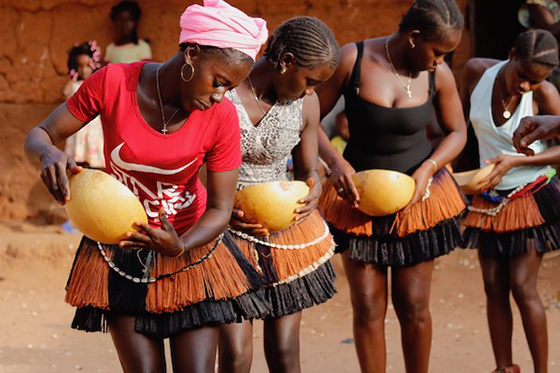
406,87,412,98
502,110,511,119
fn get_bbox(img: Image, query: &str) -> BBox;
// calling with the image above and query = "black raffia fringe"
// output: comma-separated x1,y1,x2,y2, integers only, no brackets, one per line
134,290,270,338
71,306,109,333
265,260,336,318
108,245,150,313
221,231,268,289
463,222,560,258
331,217,463,267
71,290,271,338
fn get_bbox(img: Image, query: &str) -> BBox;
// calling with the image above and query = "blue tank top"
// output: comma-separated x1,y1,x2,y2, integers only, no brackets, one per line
343,41,435,174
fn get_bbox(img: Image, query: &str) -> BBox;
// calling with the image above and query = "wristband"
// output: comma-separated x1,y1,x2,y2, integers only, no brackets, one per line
174,244,186,258
425,158,438,173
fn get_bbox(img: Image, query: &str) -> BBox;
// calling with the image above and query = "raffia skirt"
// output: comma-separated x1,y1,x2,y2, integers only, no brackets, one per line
222,209,336,318
319,168,466,267
65,231,270,338
463,177,560,258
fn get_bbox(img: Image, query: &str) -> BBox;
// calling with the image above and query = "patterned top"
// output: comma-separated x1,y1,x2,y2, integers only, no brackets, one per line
226,89,304,189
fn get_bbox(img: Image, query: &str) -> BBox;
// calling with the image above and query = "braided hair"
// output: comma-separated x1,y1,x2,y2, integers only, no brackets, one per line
110,1,142,44
67,41,102,81
264,16,340,70
514,29,559,68
399,0,464,41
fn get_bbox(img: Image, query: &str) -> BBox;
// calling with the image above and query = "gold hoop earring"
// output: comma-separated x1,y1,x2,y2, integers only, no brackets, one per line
410,42,416,49
280,67,287,75
181,63,195,83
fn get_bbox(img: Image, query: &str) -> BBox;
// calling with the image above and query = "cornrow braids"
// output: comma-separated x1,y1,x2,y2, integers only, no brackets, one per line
399,0,464,41
264,16,340,70
514,29,559,68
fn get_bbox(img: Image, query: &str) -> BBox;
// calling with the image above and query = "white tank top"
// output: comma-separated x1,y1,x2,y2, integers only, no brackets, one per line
225,89,304,189
469,60,549,190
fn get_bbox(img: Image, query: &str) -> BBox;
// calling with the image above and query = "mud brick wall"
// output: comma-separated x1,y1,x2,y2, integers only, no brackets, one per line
0,0,469,222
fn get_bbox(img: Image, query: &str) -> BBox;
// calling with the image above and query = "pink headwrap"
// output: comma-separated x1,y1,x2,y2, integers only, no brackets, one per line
179,0,268,61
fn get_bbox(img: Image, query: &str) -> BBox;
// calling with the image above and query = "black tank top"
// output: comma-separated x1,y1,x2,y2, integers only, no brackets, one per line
343,41,434,175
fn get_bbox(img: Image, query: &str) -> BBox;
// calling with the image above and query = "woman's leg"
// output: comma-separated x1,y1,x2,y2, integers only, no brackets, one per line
108,315,166,373
342,251,389,372
391,260,434,373
263,312,302,373
170,325,220,373
509,247,548,373
478,252,514,369
218,320,253,373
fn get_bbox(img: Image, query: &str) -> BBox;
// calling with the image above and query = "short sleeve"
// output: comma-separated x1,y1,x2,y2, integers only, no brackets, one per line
205,100,242,172
104,44,115,63
138,40,152,61
66,67,106,122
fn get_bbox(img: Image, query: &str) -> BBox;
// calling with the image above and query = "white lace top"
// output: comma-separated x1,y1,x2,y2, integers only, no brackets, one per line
226,89,304,189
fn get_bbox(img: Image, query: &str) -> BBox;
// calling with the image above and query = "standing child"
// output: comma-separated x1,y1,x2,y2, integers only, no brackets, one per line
63,41,105,169
104,0,152,64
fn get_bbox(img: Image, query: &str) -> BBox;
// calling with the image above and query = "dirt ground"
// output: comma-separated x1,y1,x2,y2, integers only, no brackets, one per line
1,222,559,373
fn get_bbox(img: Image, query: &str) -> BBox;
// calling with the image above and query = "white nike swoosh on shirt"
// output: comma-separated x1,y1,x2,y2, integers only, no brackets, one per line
110,143,197,175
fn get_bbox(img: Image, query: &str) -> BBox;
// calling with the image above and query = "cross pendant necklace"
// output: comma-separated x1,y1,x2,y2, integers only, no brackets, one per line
156,64,182,134
385,35,413,99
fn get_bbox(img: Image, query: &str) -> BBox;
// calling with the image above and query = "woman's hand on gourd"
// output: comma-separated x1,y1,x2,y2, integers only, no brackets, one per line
294,178,321,223
120,208,185,256
229,207,270,236
480,154,521,190
403,164,433,211
330,157,360,208
39,147,82,205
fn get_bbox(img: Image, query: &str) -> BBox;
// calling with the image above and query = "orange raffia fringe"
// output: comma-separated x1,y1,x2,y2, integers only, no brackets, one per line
318,180,372,235
145,237,253,313
230,209,335,283
65,239,112,310
464,194,544,233
319,170,466,237
394,171,466,236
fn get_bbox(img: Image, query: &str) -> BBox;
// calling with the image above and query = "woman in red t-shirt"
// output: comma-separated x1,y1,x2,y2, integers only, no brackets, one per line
24,1,269,371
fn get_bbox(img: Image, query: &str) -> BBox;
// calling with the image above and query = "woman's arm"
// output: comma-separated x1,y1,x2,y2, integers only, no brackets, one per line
24,103,86,204
528,4,560,40
406,62,467,208
431,63,468,167
125,168,239,256
291,92,322,221
180,168,239,250
315,43,361,205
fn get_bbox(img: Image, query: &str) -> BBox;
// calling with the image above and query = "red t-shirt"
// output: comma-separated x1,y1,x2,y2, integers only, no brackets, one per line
66,62,241,235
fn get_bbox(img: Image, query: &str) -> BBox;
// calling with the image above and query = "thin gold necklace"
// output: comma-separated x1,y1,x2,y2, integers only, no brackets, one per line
247,75,269,116
156,64,182,134
385,35,412,98
496,69,518,120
